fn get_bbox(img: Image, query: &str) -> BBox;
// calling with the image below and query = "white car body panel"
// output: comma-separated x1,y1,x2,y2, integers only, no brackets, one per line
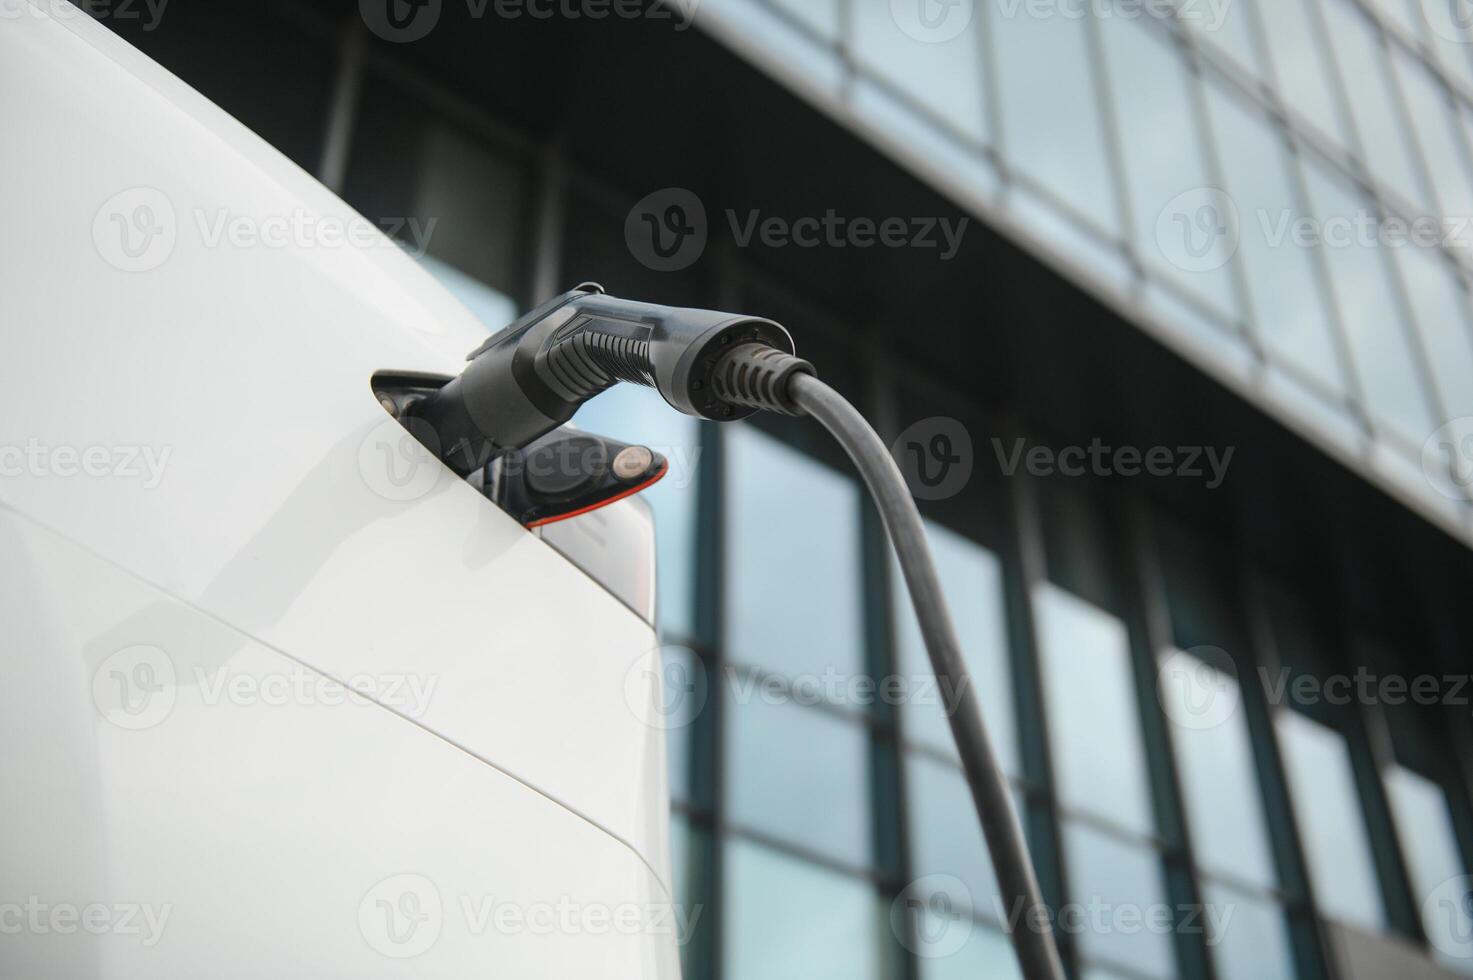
0,5,678,975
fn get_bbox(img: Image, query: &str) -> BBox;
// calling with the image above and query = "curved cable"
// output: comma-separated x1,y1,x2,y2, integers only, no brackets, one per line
788,372,1067,980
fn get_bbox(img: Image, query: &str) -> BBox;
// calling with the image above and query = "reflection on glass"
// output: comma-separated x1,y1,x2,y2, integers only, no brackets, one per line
893,523,1017,777
1391,49,1473,222
1300,162,1438,445
726,693,871,868
1392,244,1473,426
1184,0,1265,78
724,838,884,980
413,125,526,295
920,921,1022,980
906,753,1004,922
1098,14,1237,318
1159,649,1277,890
1322,0,1429,208
1276,710,1386,931
416,253,519,335
1201,880,1296,980
1063,821,1175,979
1256,0,1353,145
725,426,863,679
1034,583,1155,834
574,384,701,638
1385,766,1473,971
993,6,1120,232
1204,82,1346,397
851,0,986,141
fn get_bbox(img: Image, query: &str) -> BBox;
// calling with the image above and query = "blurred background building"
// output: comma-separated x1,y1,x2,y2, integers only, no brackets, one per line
92,0,1473,977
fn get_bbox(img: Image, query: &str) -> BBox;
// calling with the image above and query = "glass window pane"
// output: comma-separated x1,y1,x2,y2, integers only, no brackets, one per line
412,124,528,298
1158,649,1278,891
416,253,519,331
1275,710,1386,930
1391,244,1473,423
1323,0,1431,208
1099,15,1237,318
724,838,884,980
570,384,701,638
894,523,1017,778
1385,766,1473,968
1204,82,1347,396
724,426,864,679
1062,822,1176,979
919,922,1022,980
1201,881,1296,980
1391,49,1473,221
1035,584,1155,834
1300,160,1439,444
727,694,872,868
850,79,1001,201
1183,0,1265,79
852,0,986,141
906,753,1003,923
993,6,1121,232
1256,0,1353,145
767,0,840,39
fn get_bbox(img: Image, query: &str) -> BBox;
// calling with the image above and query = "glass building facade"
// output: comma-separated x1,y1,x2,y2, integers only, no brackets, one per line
96,1,1473,978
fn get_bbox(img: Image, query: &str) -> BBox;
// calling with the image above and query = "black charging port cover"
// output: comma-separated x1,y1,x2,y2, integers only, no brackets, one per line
488,426,668,528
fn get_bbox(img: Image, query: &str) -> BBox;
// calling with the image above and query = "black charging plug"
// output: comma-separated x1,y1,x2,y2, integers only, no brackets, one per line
415,283,814,474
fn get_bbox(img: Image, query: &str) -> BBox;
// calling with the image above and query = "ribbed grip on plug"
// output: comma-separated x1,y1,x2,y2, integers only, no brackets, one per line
711,343,815,416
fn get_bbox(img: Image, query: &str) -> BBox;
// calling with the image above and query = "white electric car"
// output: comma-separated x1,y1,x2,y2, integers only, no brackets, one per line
0,6,679,977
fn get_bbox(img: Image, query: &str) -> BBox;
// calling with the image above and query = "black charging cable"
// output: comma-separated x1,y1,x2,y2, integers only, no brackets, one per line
415,285,1066,980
